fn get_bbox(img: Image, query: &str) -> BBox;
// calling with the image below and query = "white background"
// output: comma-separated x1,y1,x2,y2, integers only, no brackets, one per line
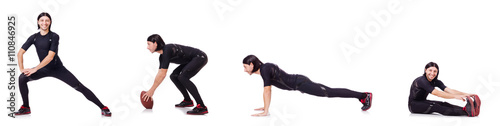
1,0,499,126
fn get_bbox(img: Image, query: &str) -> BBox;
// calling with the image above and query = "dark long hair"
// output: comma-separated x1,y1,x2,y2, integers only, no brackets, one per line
37,12,52,30
147,34,166,51
243,55,263,73
423,62,439,80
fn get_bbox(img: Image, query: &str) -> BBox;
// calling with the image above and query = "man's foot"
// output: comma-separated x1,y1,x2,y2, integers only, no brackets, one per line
14,106,31,115
175,100,194,107
463,96,475,117
360,92,372,111
187,104,208,115
472,95,481,116
101,106,112,117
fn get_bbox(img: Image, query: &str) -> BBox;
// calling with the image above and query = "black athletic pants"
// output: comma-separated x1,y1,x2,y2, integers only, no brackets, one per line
295,75,364,99
170,53,207,107
409,100,467,116
19,66,105,109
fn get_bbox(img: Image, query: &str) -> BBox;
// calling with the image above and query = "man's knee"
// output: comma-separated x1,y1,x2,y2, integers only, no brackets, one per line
19,74,29,83
170,73,180,81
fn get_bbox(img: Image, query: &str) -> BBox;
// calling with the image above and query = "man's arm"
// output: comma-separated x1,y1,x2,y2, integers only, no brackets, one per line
142,69,168,102
23,50,55,76
431,88,468,101
252,86,271,116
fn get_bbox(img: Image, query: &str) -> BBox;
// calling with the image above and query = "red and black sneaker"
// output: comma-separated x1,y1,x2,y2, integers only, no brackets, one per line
472,95,481,116
175,100,194,107
14,106,31,115
187,104,208,115
101,106,112,117
463,96,475,117
360,92,372,111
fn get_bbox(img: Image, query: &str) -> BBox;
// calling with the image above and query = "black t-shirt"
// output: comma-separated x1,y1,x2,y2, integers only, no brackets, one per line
408,76,447,102
21,31,63,69
159,44,204,69
259,63,298,90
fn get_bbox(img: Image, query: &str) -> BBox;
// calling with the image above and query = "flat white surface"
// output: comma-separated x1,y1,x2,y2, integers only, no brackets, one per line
1,0,499,126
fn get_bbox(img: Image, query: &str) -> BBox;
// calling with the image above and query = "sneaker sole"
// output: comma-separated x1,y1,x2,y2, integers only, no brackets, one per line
473,95,481,116
187,111,208,115
14,112,31,115
363,93,372,111
102,112,112,117
175,105,194,107
101,112,111,117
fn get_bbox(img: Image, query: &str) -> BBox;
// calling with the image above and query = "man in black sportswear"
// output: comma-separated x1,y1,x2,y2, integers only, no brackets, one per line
15,12,111,116
142,34,208,115
242,55,372,116
408,62,480,117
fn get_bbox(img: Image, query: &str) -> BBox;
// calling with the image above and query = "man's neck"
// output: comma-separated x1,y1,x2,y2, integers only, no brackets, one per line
156,50,163,54
254,69,261,75
40,29,49,35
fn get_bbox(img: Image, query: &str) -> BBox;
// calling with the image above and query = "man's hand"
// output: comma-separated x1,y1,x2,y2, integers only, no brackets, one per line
22,68,38,76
